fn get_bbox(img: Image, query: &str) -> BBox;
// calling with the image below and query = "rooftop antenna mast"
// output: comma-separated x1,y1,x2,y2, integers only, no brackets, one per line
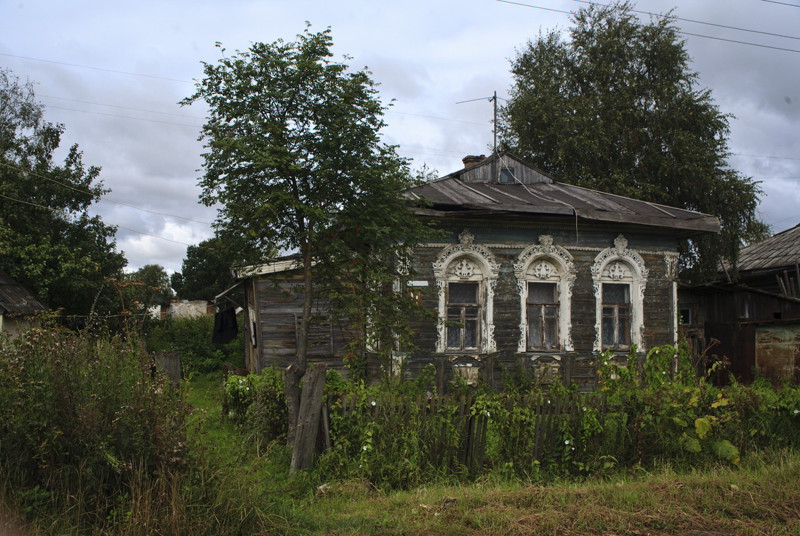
456,91,500,154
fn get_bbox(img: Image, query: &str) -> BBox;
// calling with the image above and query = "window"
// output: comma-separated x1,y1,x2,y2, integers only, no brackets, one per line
447,282,480,350
433,229,500,354
679,307,692,326
499,168,515,184
591,235,648,353
602,283,631,349
514,236,576,353
527,282,559,350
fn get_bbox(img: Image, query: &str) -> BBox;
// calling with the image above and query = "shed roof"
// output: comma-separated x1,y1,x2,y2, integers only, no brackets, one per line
405,152,720,235
737,222,800,272
0,271,47,315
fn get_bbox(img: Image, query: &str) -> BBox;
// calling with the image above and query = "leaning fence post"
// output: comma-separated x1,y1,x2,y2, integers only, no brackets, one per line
290,363,327,474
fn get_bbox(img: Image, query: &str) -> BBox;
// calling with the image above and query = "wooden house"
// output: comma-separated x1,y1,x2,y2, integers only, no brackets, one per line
0,270,47,338
237,153,720,388
680,223,800,382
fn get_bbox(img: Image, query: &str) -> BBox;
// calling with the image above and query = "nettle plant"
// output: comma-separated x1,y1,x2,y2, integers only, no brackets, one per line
222,368,288,448
598,344,741,465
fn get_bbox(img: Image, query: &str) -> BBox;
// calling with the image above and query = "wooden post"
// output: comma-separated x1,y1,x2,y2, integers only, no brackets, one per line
290,363,327,474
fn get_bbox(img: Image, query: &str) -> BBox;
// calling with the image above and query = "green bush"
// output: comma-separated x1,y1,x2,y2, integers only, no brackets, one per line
223,368,287,444
0,328,189,525
146,314,244,375
230,345,800,490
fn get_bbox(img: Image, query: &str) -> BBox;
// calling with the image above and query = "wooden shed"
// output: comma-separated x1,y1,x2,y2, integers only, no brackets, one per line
680,222,800,382
0,270,47,338
239,152,720,388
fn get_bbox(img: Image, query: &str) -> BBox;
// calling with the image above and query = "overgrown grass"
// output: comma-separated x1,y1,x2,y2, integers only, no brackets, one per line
3,331,800,535
302,449,800,535
146,315,244,375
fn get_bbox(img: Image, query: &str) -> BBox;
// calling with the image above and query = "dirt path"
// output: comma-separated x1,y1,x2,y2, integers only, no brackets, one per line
0,508,28,536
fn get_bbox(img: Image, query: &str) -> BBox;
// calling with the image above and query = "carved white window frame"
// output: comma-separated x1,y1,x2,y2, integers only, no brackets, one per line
591,235,649,353
664,253,680,345
433,229,499,353
513,235,576,353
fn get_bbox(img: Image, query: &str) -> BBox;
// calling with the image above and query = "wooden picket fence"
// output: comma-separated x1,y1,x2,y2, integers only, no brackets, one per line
325,391,621,475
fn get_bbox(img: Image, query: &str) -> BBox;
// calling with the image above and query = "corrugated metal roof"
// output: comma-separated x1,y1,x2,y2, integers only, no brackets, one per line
234,257,312,278
0,271,47,315
406,152,720,234
738,223,800,272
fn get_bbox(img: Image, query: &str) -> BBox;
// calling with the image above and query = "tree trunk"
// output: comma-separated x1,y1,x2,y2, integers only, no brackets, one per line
286,241,314,446
289,363,327,474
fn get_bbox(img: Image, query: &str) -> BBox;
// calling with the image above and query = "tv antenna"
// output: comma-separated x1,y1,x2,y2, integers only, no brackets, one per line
456,91,505,154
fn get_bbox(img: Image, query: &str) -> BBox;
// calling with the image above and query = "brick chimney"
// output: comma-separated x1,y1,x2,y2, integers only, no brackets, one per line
462,154,486,168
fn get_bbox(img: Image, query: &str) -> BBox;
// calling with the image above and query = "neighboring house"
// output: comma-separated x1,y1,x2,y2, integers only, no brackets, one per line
148,300,216,320
237,152,720,388
680,223,800,382
0,270,47,338
737,222,800,297
164,299,215,319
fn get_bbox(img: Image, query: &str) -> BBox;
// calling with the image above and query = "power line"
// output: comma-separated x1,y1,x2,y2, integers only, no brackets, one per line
0,192,194,246
0,161,213,225
41,94,204,120
45,104,202,128
566,0,800,41
679,31,800,53
387,110,486,127
0,52,192,83
732,153,800,161
496,0,800,54
761,0,800,7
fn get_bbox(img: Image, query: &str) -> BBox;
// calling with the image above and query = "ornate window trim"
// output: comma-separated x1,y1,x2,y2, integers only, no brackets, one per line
591,235,649,352
664,252,680,344
513,235,576,352
433,229,499,353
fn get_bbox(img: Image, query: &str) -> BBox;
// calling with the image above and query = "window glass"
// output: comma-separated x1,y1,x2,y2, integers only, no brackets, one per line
527,282,559,351
603,283,630,304
449,282,478,304
602,283,631,349
447,282,480,350
528,282,556,303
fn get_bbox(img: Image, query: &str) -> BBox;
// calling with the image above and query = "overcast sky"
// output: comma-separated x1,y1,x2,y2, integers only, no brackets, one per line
2,0,799,274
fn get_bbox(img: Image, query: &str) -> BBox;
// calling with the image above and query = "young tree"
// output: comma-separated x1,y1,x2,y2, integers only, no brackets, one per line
0,69,126,315
127,264,173,310
184,28,430,444
498,2,767,280
171,236,237,301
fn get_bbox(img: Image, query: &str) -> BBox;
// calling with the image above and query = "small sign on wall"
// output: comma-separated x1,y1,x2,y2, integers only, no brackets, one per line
407,281,429,287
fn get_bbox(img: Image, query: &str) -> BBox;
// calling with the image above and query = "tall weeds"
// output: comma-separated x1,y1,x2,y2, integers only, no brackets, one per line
0,328,190,533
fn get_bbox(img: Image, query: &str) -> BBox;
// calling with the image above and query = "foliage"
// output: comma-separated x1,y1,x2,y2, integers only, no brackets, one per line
222,368,288,447
298,346,800,487
0,68,126,316
0,328,188,527
170,236,242,301
118,263,174,313
317,373,466,489
184,26,435,439
146,314,244,375
498,2,767,280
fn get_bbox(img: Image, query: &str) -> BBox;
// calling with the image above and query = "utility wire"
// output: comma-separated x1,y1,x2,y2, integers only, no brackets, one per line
0,192,194,246
566,0,800,41
0,52,192,83
496,0,800,54
45,104,202,128
0,161,213,225
761,0,800,7
679,31,800,53
732,153,800,161
41,94,205,120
